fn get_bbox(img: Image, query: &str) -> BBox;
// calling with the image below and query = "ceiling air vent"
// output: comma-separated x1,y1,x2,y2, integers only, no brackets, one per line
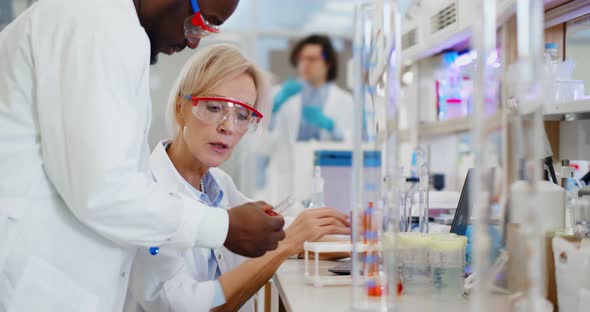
430,2,457,34
402,28,417,50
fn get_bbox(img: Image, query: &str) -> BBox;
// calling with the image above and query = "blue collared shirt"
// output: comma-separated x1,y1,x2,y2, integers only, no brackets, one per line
184,172,226,308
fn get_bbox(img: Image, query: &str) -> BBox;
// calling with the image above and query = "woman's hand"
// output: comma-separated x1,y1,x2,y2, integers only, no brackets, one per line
280,208,351,256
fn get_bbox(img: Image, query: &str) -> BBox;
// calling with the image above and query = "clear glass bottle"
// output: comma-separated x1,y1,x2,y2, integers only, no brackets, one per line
307,166,325,208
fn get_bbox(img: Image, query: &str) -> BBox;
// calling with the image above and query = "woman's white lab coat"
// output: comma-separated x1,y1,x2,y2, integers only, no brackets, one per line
261,84,354,206
0,1,228,311
125,141,254,312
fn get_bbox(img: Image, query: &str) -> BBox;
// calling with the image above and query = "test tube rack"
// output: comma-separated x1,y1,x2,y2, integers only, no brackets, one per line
303,241,376,287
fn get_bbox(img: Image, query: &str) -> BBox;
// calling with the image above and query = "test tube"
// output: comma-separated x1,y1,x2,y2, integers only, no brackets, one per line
470,0,501,310
399,167,408,232
418,165,429,233
350,1,399,310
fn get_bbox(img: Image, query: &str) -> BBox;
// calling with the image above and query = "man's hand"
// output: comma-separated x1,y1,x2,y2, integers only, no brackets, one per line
224,201,286,257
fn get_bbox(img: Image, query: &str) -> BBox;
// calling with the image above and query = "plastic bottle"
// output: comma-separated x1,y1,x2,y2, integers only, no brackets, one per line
544,43,559,103
307,166,325,208
544,43,559,63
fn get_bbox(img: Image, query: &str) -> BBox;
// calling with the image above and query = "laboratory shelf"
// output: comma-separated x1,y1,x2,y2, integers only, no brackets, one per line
403,0,566,63
543,98,590,120
420,112,502,138
380,112,502,144
419,116,471,138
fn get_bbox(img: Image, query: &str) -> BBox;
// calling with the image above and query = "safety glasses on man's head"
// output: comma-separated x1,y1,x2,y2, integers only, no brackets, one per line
185,0,220,46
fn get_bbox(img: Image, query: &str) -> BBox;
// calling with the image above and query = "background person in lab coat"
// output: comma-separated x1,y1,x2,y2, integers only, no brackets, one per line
0,1,286,311
261,34,354,205
126,44,351,312
271,34,353,142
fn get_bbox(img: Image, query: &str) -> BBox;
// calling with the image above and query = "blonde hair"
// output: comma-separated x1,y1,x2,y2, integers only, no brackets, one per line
166,44,272,136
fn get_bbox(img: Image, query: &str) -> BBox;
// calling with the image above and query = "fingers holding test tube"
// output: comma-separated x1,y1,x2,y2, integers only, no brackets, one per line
266,196,296,216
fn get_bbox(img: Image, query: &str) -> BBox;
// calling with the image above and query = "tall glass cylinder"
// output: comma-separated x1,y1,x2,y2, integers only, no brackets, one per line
514,0,550,310
351,0,401,310
470,0,499,311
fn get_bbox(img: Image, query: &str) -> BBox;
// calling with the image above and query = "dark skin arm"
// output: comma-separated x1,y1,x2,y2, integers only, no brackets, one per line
224,201,286,257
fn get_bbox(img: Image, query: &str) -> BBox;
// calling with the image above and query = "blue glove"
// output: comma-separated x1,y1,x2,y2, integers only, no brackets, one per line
302,106,334,131
273,79,303,113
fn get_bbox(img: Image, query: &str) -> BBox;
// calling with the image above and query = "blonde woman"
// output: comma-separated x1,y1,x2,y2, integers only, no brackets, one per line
124,45,350,312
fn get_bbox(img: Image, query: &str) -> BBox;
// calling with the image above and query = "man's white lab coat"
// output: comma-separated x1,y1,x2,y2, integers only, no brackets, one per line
0,1,228,311
124,141,254,312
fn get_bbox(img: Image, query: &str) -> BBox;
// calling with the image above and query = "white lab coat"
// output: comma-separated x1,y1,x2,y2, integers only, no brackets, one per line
260,84,354,206
0,1,228,311
125,141,254,312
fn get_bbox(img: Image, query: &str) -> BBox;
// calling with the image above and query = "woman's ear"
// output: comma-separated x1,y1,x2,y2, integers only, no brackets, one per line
175,99,185,127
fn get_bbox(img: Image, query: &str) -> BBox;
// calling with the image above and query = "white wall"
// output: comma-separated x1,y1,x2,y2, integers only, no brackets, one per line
567,40,590,92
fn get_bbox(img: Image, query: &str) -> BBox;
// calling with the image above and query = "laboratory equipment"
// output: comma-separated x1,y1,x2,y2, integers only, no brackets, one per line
433,174,445,191
543,42,586,104
398,233,431,295
450,169,472,236
509,0,554,310
566,170,583,233
418,165,430,233
266,196,295,216
381,0,403,304
402,174,420,232
429,235,468,300
552,236,590,312
573,196,590,237
306,166,325,209
304,241,358,287
544,43,559,63
403,147,429,233
509,180,566,232
399,167,411,232
274,196,295,214
361,201,385,297
350,0,400,310
351,2,381,308
313,150,382,214
436,52,465,121
470,0,503,311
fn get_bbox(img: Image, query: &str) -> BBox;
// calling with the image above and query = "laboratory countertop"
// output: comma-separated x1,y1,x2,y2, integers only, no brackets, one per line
273,259,510,312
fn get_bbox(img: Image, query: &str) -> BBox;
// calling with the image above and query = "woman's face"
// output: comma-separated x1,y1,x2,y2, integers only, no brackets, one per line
179,73,258,168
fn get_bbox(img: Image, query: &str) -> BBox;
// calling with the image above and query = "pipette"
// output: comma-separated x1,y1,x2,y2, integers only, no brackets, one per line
266,196,295,216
